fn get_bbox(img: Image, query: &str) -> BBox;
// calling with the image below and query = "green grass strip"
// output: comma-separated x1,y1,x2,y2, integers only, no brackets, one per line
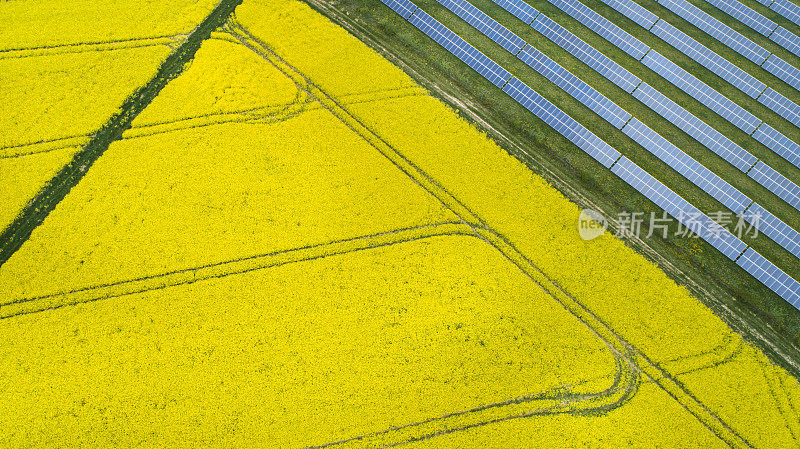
0,0,244,267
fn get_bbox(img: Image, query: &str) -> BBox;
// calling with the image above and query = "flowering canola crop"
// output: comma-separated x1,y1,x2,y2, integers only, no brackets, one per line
0,0,798,447
0,0,218,230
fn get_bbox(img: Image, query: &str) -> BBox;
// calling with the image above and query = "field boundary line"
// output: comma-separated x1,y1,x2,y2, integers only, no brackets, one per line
0,222,465,318
0,35,186,59
0,78,424,159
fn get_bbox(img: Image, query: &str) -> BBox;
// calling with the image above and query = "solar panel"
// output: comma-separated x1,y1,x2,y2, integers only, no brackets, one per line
737,247,800,307
531,14,642,93
771,0,800,28
759,87,800,129
747,161,800,209
490,0,540,24
381,0,418,19
632,82,758,172
762,55,800,92
610,156,747,259
601,0,658,29
640,50,762,134
517,46,632,128
757,0,775,6
658,0,771,65
692,213,749,260
502,77,622,167
408,10,512,87
379,0,799,309
744,203,800,259
752,123,800,169
622,118,752,213
704,0,777,37
547,0,650,60
770,26,800,59
437,0,527,54
650,19,766,99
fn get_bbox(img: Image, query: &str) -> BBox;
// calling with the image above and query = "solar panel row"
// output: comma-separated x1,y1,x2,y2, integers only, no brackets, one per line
546,0,650,60
444,0,635,129
704,0,777,37
517,46,632,129
480,2,791,220
745,203,800,260
646,14,767,98
657,0,800,103
759,87,800,129
409,10,512,87
771,0,800,29
752,123,800,168
657,0,771,65
502,77,622,167
530,14,642,93
737,248,800,307
632,82,758,172
641,50,761,134
762,54,800,92
547,0,800,173
383,0,418,19
610,156,747,259
748,161,800,209
705,0,800,60
636,21,800,170
436,0,527,54
622,118,752,213
770,26,800,59
491,0,539,24
757,0,775,7
602,0,658,29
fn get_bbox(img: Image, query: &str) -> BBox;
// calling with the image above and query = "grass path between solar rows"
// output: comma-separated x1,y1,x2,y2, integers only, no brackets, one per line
300,0,800,379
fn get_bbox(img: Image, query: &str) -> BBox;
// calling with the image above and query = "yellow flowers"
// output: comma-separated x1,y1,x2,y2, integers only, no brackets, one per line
0,0,219,230
0,0,217,49
0,147,77,231
0,0,798,447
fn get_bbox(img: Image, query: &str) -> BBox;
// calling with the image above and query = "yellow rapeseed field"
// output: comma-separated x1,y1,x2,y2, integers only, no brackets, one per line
1,0,799,447
0,0,218,230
